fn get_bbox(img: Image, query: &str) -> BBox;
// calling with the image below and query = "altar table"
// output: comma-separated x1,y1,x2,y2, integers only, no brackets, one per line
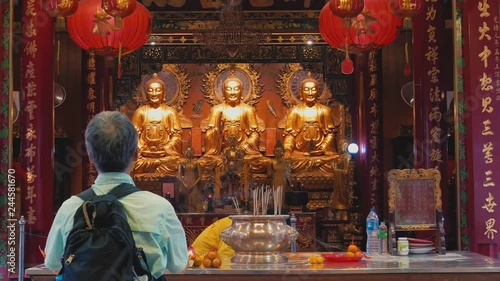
26,251,500,281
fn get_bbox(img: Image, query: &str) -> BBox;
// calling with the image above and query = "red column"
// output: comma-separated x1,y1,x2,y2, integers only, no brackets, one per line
462,0,500,258
20,0,54,264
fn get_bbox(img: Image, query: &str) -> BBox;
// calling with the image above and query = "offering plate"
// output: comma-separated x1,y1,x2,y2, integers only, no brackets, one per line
220,215,298,264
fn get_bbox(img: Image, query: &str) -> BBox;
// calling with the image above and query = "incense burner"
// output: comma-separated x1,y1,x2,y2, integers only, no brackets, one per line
220,215,298,264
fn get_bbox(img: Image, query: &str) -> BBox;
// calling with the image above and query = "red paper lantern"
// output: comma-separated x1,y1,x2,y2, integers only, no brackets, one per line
43,0,78,30
320,0,402,53
329,0,364,19
390,0,423,29
66,0,151,58
102,0,137,29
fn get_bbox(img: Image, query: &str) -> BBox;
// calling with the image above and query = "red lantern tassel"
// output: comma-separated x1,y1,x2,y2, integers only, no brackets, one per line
117,42,122,79
115,17,124,29
341,37,354,75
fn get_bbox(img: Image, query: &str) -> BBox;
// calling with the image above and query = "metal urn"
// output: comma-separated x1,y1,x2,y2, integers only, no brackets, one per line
220,215,299,264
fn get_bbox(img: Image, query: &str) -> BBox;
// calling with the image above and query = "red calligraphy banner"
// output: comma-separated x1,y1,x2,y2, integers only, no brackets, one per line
20,0,54,264
463,0,500,257
354,52,383,219
412,0,447,171
81,53,108,189
366,52,382,211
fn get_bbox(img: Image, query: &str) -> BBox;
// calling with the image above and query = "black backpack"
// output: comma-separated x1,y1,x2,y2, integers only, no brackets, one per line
57,183,153,281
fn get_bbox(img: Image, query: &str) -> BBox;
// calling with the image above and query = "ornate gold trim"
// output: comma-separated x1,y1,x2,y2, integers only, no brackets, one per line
387,169,442,211
134,64,192,128
201,63,264,107
398,224,435,230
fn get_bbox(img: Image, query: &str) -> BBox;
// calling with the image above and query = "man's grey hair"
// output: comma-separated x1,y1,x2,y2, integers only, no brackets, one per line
85,111,138,173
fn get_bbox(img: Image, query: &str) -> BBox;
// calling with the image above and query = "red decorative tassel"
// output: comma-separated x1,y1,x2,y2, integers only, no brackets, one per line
117,42,122,78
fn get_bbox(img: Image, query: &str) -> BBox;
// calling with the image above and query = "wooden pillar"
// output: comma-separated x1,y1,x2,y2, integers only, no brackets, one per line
365,51,383,215
460,0,500,258
412,0,451,245
81,53,109,188
20,0,54,264
353,53,368,220
1,0,13,276
354,52,383,220
412,0,448,171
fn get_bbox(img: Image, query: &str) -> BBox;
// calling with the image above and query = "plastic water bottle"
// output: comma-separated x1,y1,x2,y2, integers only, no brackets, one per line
366,207,380,256
378,221,388,255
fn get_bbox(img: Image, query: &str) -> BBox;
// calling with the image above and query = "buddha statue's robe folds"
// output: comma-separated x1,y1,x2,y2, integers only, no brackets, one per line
132,103,184,178
283,79,340,174
199,76,268,174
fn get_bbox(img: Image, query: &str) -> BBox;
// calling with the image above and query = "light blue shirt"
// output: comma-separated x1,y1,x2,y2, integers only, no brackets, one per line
44,173,188,278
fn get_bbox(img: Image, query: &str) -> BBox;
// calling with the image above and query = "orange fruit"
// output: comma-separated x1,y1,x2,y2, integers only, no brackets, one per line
354,251,362,258
308,256,317,264
203,258,212,268
345,252,355,257
347,244,359,253
212,258,222,268
193,256,203,267
207,250,218,260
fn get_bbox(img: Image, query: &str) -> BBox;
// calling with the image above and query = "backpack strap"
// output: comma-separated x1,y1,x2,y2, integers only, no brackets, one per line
77,188,97,201
77,183,140,201
107,183,140,199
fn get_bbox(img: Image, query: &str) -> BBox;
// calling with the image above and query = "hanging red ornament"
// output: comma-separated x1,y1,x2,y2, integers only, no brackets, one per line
390,0,423,29
43,0,79,30
66,0,151,78
320,0,402,54
341,38,354,75
329,0,364,27
102,0,137,29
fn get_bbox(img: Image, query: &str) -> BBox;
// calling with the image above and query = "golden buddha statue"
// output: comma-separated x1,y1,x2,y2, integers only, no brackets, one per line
283,73,340,173
177,144,205,213
131,73,184,178
200,74,267,173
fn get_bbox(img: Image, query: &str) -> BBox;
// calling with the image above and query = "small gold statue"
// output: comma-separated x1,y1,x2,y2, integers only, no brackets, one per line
268,140,291,190
131,73,184,178
332,141,352,211
177,144,205,213
222,135,245,176
283,73,340,173
200,73,266,173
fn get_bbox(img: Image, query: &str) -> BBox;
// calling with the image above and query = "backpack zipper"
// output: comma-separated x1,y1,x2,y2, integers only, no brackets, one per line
65,254,75,265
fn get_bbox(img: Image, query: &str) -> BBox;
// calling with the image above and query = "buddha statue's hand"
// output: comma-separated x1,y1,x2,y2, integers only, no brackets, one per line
284,150,292,159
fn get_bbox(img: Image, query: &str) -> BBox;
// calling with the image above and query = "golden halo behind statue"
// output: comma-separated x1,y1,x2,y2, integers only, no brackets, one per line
276,63,330,108
137,64,190,109
202,63,263,106
276,63,333,129
134,64,193,128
